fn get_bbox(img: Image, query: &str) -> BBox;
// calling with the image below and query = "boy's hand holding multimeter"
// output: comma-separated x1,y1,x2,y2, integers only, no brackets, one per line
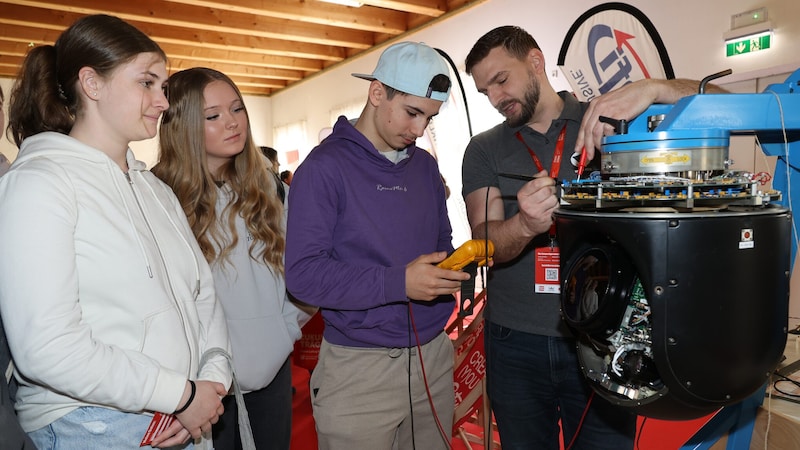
437,239,494,317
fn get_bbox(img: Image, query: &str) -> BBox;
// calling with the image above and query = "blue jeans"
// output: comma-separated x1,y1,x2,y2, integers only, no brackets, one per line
28,406,192,450
485,322,635,450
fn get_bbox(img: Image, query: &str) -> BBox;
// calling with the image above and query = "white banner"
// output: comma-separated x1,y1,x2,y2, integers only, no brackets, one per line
557,3,675,102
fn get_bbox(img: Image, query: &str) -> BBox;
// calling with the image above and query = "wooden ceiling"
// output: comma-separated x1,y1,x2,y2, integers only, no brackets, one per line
0,0,483,97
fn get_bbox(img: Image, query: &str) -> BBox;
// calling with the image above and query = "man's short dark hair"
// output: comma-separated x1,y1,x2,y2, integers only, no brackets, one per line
465,26,541,75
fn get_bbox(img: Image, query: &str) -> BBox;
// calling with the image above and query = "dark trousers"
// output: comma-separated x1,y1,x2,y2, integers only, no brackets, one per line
212,357,293,450
1,313,36,449
485,322,636,450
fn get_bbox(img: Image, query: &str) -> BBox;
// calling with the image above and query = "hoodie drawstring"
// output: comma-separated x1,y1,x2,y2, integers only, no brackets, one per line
138,173,202,299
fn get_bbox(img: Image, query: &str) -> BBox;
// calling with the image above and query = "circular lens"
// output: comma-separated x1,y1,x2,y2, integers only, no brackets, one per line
562,245,637,338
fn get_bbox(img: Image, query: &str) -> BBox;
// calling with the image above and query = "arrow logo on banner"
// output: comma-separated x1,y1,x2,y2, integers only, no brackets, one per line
614,29,650,78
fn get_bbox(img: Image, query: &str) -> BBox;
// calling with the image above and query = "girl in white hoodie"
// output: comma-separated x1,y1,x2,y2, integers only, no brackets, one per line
0,15,232,449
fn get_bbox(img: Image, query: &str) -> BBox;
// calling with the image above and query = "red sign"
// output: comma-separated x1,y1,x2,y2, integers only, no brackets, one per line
293,312,324,372
452,314,486,433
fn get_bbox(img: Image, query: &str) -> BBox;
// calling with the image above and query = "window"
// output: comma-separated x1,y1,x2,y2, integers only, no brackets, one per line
272,121,309,169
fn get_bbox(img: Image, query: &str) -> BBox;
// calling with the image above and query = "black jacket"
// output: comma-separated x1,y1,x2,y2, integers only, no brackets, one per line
1,314,36,449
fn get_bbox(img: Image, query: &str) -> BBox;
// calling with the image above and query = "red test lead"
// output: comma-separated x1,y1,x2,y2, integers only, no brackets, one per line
577,147,587,180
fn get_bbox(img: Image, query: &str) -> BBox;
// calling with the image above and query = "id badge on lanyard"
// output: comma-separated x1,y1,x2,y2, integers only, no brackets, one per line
515,124,566,294
535,242,560,294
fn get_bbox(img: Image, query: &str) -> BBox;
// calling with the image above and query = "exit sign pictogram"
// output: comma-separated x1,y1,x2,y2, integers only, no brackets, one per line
726,34,771,56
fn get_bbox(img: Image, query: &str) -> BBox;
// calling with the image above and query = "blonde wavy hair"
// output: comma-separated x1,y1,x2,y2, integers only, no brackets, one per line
153,67,284,273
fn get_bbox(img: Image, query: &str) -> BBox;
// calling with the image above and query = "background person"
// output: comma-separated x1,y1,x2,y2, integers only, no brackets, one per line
153,67,313,450
285,41,470,450
0,83,37,450
0,154,9,177
261,146,287,202
0,14,231,449
0,87,8,177
280,169,293,186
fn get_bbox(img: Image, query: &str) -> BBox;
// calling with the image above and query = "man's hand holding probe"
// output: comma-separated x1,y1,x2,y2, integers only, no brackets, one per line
464,170,557,264
516,170,558,237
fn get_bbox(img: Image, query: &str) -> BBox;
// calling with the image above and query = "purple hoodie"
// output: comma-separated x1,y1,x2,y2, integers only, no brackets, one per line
285,116,455,348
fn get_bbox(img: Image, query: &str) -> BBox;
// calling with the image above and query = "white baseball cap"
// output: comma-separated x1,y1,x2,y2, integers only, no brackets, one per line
352,41,451,102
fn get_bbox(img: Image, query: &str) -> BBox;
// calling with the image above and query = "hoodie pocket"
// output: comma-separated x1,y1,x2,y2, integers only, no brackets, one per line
139,304,191,374
227,313,294,391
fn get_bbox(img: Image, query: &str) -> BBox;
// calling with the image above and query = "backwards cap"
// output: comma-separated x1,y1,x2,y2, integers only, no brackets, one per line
352,41,451,102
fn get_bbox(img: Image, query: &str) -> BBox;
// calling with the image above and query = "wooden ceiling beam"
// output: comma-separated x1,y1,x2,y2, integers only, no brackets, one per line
236,86,274,96
0,15,348,64
165,0,412,33
158,42,320,74
0,37,319,77
0,40,38,58
360,0,446,17
0,53,24,79
0,22,62,47
0,0,486,97
137,22,347,62
1,0,378,48
167,58,304,82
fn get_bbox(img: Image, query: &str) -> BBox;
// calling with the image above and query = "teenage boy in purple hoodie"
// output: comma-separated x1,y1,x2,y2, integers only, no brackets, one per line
285,41,470,450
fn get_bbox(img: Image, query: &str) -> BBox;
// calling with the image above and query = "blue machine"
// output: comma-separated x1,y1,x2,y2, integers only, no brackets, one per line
556,68,800,449
602,68,800,261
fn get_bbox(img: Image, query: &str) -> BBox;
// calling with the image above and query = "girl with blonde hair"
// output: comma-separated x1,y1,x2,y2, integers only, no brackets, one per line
154,67,312,450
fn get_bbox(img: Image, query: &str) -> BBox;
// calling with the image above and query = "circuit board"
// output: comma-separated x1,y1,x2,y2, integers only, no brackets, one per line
560,173,780,209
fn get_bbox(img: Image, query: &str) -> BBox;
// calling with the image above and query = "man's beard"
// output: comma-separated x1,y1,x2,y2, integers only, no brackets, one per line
501,76,540,128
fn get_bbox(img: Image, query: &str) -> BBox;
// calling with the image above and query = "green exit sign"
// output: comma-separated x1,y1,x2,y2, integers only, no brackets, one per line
726,34,771,56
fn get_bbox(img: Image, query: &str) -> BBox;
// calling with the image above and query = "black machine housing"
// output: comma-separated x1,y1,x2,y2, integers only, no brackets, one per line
556,206,790,420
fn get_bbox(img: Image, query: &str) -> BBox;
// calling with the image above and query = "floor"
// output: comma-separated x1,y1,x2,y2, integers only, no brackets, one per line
289,364,317,449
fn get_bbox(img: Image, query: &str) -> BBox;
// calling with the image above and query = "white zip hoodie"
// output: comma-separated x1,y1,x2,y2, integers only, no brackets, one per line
0,132,232,432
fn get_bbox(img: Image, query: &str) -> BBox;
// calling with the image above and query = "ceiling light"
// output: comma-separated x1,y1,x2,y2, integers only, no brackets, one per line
318,0,363,7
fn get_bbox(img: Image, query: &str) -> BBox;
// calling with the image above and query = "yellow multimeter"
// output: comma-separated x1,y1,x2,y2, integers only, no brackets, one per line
437,239,494,317
437,239,494,271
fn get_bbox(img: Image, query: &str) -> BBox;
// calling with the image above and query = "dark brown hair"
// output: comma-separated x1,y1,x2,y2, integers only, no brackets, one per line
7,14,166,147
465,26,541,75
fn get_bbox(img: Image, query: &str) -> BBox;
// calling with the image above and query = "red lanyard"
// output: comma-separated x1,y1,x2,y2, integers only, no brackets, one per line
514,123,567,179
514,124,567,240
